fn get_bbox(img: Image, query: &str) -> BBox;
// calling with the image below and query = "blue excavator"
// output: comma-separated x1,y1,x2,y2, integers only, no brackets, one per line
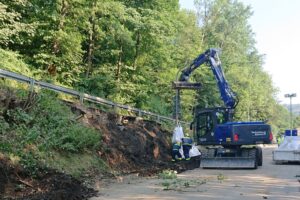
173,49,273,169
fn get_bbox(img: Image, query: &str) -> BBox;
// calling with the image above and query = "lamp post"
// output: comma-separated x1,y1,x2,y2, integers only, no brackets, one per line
284,93,296,133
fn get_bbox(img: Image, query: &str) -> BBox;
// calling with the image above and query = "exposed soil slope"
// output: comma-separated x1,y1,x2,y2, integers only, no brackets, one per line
69,103,192,176
0,89,96,199
0,88,197,199
0,155,96,200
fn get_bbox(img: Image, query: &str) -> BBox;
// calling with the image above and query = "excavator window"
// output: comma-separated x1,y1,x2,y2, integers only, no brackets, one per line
197,112,214,137
216,111,225,124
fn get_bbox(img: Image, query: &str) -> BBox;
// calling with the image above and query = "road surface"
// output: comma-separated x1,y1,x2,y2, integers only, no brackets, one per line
91,145,300,200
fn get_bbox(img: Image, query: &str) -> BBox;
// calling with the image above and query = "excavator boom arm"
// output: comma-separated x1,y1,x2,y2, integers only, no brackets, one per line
178,49,237,109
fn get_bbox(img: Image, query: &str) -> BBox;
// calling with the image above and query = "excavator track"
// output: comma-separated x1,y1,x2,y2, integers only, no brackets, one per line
200,148,258,169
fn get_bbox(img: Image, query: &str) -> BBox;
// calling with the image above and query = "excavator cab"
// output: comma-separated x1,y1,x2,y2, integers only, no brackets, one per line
192,107,232,145
190,106,272,169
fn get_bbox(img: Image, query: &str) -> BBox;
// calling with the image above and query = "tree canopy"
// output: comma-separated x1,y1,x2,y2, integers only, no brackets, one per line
0,0,296,135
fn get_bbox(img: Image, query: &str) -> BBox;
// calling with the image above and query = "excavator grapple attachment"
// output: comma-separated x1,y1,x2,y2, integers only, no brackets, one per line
172,81,202,90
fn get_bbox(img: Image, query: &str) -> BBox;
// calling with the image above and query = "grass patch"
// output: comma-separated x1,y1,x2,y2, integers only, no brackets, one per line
41,151,108,178
217,173,226,182
158,170,178,179
161,179,207,191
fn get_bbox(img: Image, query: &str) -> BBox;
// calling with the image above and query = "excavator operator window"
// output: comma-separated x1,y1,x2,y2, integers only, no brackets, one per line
206,114,214,131
216,111,225,124
197,115,206,137
197,112,214,136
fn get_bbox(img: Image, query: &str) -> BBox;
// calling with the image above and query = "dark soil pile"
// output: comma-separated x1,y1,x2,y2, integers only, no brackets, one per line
0,156,96,200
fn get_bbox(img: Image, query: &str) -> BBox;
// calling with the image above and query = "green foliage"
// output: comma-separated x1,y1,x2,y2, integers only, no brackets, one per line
158,169,178,179
0,87,101,175
0,48,32,75
161,178,207,191
42,152,109,178
1,91,100,153
76,70,117,98
0,0,292,140
27,91,101,152
19,151,40,176
217,173,225,182
0,116,10,133
0,0,33,47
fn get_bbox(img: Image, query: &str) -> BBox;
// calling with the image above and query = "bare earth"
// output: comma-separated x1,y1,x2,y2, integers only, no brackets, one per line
91,145,300,200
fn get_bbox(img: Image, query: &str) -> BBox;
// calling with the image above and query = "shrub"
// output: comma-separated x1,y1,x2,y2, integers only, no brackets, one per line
0,87,102,176
158,170,178,179
28,90,101,152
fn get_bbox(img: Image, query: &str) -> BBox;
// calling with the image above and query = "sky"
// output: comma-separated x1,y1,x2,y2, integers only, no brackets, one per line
179,0,300,105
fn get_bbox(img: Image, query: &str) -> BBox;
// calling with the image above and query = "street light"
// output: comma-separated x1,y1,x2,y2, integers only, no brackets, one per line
284,93,296,133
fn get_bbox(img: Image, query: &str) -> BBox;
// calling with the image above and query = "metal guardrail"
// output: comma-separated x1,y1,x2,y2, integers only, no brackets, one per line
0,69,189,125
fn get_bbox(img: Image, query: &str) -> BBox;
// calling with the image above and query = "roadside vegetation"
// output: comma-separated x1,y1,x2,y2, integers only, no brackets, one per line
0,83,104,177
159,169,208,191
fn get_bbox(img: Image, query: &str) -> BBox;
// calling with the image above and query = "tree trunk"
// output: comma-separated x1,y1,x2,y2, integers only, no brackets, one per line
48,0,69,76
115,45,123,81
132,31,141,70
86,2,96,78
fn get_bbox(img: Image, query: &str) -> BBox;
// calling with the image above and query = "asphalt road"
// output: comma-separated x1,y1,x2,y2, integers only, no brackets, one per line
91,145,300,200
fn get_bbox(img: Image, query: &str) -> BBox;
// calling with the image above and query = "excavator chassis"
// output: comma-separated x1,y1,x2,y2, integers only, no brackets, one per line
200,147,262,169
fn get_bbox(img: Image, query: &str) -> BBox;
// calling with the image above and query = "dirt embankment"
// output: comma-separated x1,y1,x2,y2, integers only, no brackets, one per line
0,155,96,200
0,90,96,200
0,90,196,199
70,103,193,175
